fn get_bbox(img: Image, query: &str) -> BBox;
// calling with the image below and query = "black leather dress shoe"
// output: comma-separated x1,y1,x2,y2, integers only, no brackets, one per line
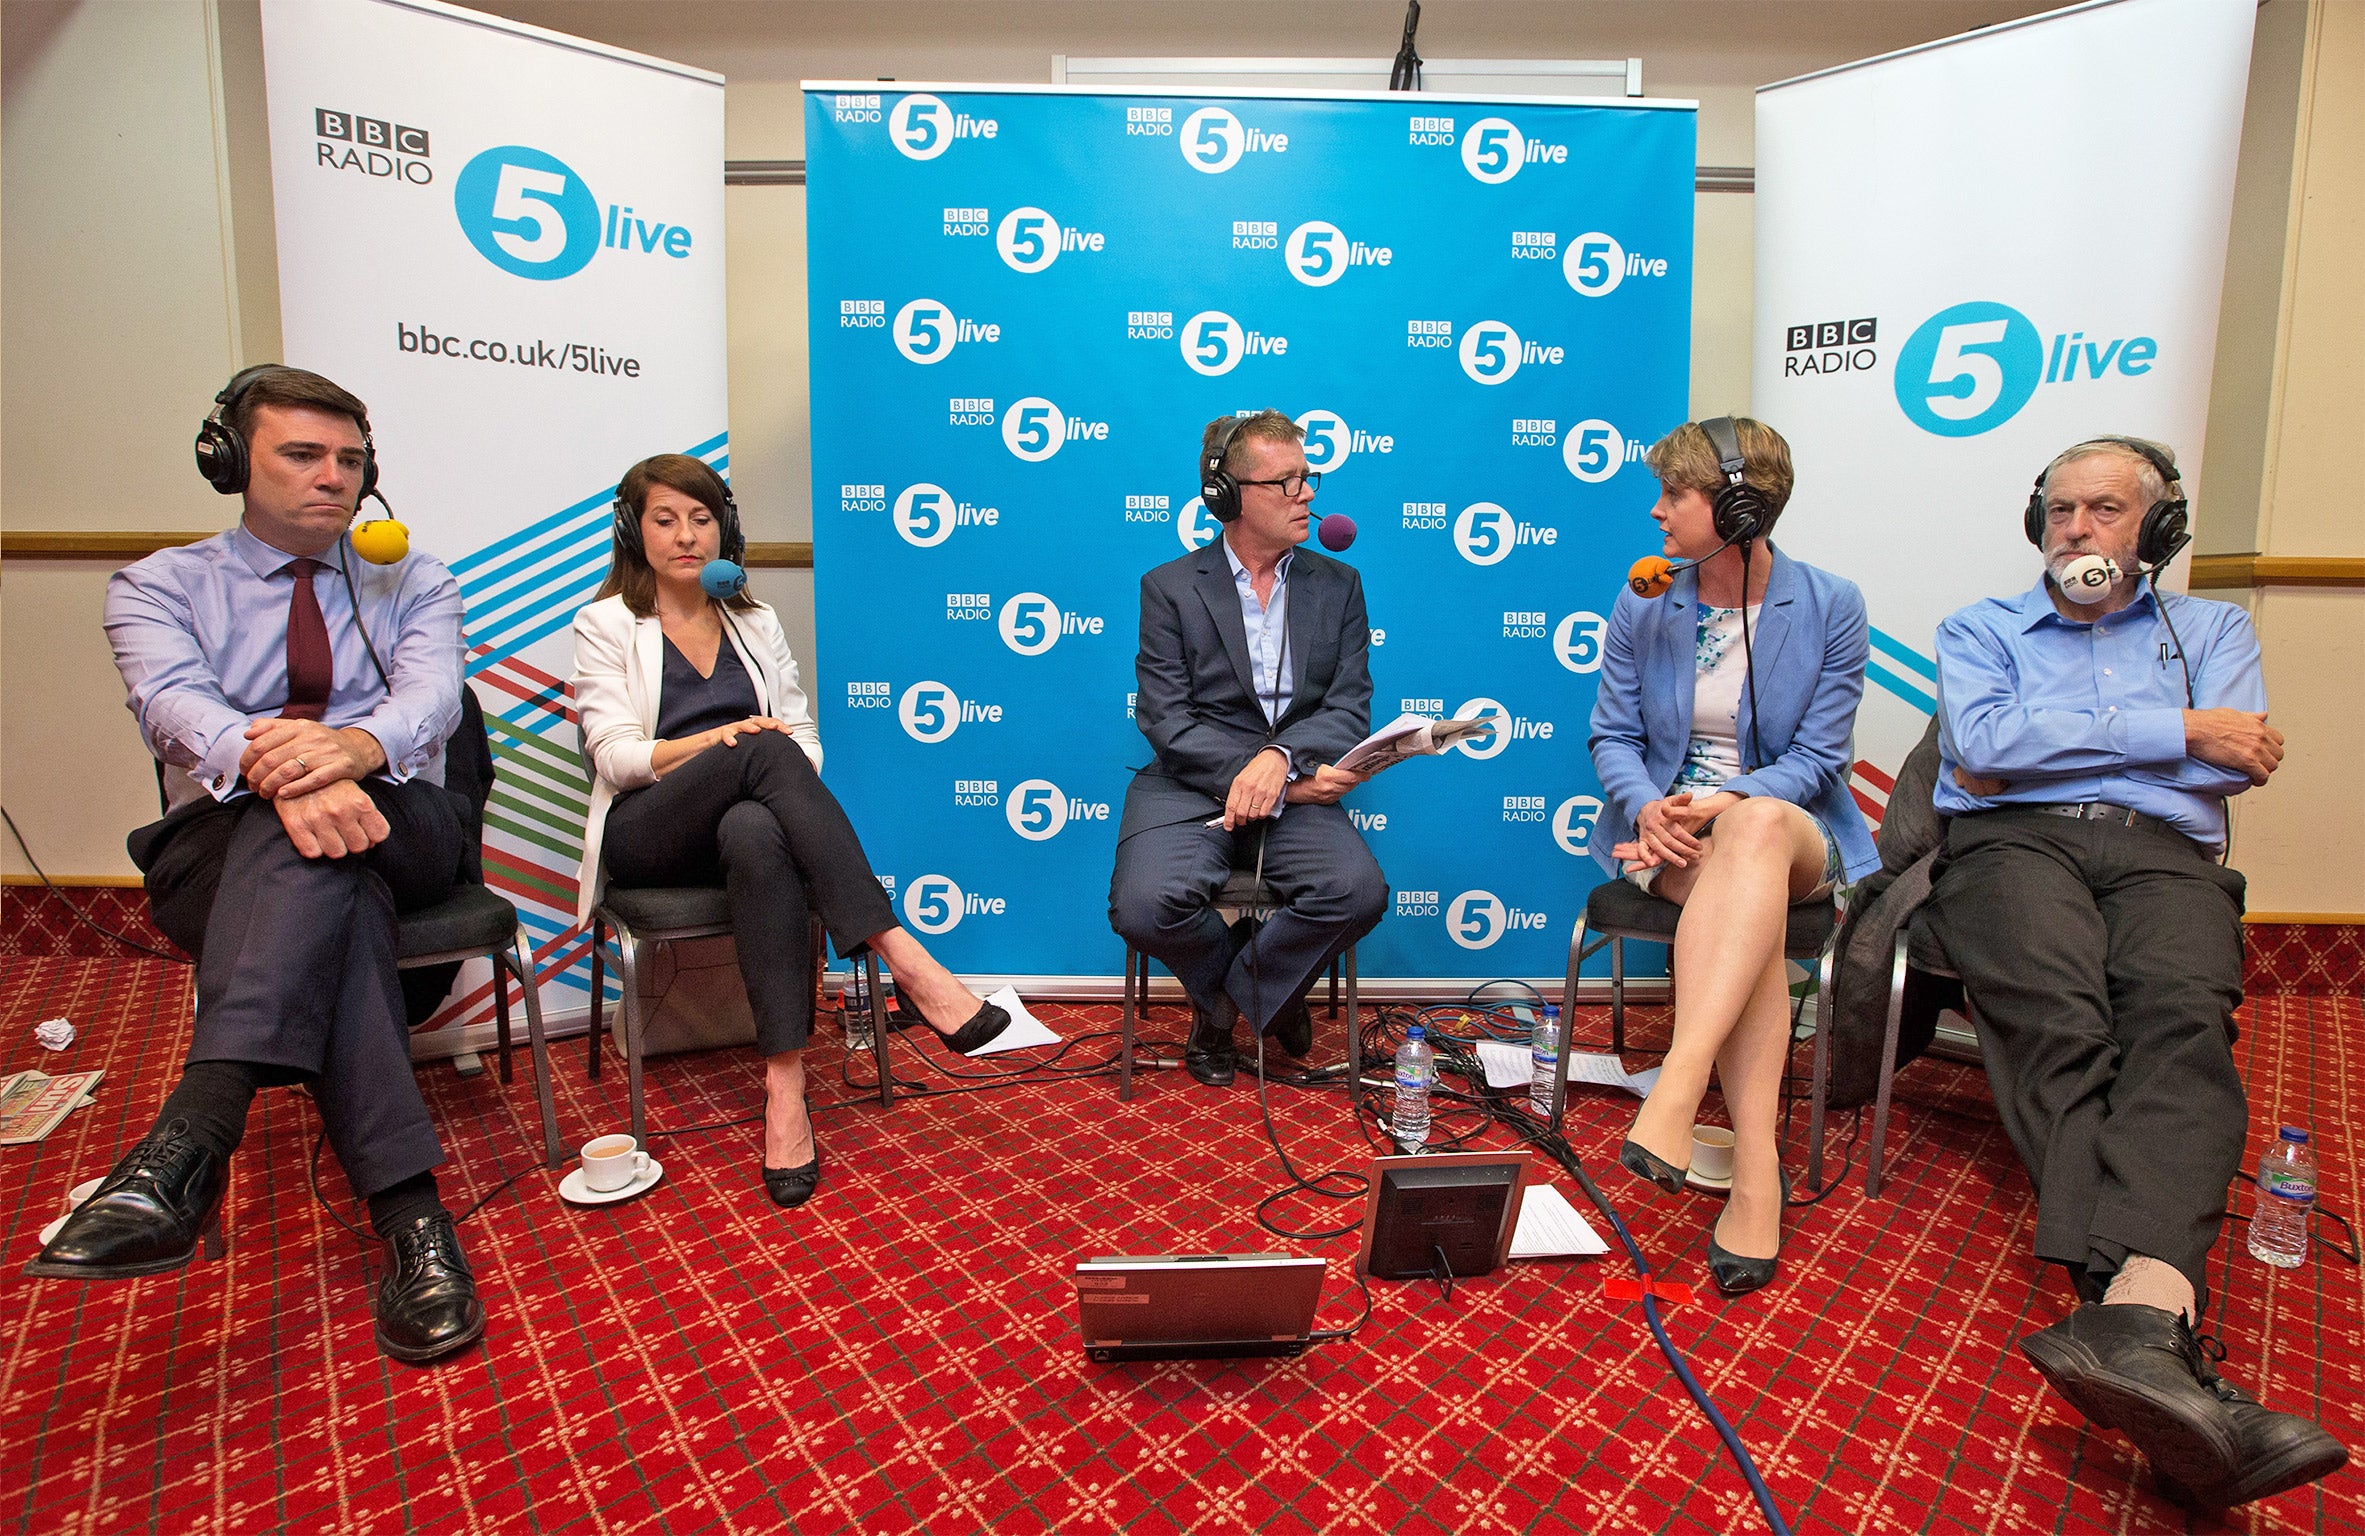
24,1122,228,1280
2022,1303,2348,1508
375,1212,487,1365
1270,996,1315,1059
763,1145,823,1209
1185,1005,1237,1087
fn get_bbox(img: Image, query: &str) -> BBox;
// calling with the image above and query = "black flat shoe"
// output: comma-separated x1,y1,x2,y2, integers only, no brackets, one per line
1618,1139,1688,1196
763,1147,823,1208
937,1000,1011,1056
375,1212,486,1365
1707,1171,1790,1296
24,1121,228,1280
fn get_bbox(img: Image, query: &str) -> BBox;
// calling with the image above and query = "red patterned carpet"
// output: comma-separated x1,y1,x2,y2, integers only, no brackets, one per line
2,951,2359,1535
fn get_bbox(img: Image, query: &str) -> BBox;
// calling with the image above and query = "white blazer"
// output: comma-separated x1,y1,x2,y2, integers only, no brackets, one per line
570,593,823,925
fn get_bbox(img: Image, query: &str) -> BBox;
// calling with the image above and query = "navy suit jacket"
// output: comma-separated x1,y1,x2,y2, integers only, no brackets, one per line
1119,540,1372,841
1587,543,1879,883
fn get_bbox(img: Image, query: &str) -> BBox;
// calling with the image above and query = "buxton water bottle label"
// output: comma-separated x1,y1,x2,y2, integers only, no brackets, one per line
2262,1171,2315,1203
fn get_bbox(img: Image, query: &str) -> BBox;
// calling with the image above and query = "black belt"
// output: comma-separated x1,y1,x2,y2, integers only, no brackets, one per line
2026,802,2169,834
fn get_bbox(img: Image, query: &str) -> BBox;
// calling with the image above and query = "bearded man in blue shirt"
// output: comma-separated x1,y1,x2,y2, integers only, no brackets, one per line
27,367,486,1366
1925,436,2342,1510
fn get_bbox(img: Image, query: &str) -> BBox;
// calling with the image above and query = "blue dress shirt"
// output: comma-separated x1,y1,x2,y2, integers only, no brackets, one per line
1223,536,1296,724
1932,577,2264,851
105,523,465,807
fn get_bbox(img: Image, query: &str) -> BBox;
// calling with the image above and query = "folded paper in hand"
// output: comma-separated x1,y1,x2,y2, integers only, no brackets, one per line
1334,712,1498,775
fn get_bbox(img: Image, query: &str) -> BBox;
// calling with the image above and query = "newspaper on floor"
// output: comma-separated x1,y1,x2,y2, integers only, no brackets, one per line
0,1070,103,1145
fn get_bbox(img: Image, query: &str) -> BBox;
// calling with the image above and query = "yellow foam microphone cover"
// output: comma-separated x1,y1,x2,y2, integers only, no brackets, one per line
351,517,410,565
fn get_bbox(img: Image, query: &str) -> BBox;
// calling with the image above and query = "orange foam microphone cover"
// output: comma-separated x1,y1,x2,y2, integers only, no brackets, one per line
1627,555,1675,598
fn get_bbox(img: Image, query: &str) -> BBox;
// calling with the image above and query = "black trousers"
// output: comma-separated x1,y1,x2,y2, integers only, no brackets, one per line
1108,805,1386,1031
601,731,897,1055
136,778,468,1199
1920,808,2248,1294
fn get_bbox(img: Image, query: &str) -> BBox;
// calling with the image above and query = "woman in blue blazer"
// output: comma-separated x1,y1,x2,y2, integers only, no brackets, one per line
1588,417,1877,1294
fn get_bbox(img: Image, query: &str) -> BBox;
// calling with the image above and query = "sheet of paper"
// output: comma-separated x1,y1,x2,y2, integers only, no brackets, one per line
966,987,1061,1056
1510,1184,1608,1258
1475,1041,1658,1097
1474,1039,1534,1089
1566,1052,1660,1098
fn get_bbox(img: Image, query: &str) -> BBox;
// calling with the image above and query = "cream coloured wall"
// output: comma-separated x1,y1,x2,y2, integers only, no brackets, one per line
1,0,253,878
2234,0,2365,916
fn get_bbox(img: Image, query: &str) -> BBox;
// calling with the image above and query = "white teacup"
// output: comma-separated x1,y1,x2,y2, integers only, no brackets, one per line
580,1134,651,1193
1690,1125,1737,1185
67,1178,104,1208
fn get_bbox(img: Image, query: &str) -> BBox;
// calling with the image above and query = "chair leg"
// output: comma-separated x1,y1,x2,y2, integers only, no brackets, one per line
611,925,647,1145
1610,935,1627,1057
1806,949,1841,1196
1343,945,1360,1087
1867,933,1913,1198
1327,959,1340,1019
587,917,606,1081
492,954,515,1086
1119,944,1139,1103
865,949,892,1110
1555,914,1593,1131
512,930,563,1170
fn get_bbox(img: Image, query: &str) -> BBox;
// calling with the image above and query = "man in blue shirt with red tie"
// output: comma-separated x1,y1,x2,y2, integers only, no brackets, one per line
28,367,487,1366
1926,436,2343,1509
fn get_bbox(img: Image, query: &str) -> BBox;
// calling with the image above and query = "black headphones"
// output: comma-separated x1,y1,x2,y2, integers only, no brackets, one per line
613,472,746,565
1698,416,1771,545
2022,437,2191,571
194,365,379,502
1199,415,1246,524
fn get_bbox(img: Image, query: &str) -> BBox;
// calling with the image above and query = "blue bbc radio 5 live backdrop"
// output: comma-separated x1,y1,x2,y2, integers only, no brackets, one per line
804,85,1696,981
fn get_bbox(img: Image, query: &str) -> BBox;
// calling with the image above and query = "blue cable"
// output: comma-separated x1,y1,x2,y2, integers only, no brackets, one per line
1558,1146,1793,1536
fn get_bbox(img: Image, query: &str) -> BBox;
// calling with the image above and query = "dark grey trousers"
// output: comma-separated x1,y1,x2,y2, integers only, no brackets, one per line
601,730,897,1056
139,778,467,1199
1920,807,2248,1295
1108,804,1386,1031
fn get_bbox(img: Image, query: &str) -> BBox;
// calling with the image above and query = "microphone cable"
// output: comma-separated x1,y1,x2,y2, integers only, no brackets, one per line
1736,537,1766,774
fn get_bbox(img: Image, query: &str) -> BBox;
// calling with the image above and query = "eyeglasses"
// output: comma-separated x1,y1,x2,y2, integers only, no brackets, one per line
1236,470,1321,498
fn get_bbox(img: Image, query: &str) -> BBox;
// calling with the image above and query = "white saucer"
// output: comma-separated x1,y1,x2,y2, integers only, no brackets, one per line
34,1179,110,1247
559,1160,664,1206
38,1213,69,1246
1686,1169,1733,1195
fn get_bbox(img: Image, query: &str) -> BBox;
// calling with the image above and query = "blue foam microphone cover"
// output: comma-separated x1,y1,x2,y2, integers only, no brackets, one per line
700,559,747,600
1317,513,1357,552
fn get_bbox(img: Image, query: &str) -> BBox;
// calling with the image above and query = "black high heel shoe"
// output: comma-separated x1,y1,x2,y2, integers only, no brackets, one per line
937,1000,1011,1056
1618,1139,1689,1196
763,1145,823,1209
1707,1170,1790,1296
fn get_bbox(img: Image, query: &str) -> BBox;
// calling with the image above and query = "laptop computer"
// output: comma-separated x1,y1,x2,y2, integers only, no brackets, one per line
1072,1252,1328,1363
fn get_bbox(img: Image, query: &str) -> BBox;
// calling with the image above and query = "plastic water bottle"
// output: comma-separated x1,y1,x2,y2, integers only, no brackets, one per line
842,967,874,1052
1529,1005,1562,1115
2249,1126,2317,1268
1393,1025,1436,1151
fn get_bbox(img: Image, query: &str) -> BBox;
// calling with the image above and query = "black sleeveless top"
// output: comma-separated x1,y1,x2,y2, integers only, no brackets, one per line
655,631,760,742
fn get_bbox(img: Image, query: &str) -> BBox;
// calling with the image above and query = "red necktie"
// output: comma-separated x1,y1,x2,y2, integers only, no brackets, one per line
282,558,333,721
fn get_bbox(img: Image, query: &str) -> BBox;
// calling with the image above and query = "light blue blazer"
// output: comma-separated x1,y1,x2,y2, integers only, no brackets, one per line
1587,543,1878,884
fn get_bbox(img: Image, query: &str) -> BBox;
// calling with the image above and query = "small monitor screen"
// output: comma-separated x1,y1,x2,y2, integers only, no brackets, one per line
1365,1159,1521,1279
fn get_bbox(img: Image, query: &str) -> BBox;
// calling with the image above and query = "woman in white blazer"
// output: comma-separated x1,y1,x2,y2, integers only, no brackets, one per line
572,455,1009,1208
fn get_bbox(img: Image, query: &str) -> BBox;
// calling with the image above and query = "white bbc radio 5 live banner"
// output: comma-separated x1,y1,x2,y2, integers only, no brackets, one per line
262,0,726,1050
1753,0,2255,813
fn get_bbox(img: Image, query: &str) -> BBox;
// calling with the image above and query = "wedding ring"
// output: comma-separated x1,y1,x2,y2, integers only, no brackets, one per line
296,756,309,772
